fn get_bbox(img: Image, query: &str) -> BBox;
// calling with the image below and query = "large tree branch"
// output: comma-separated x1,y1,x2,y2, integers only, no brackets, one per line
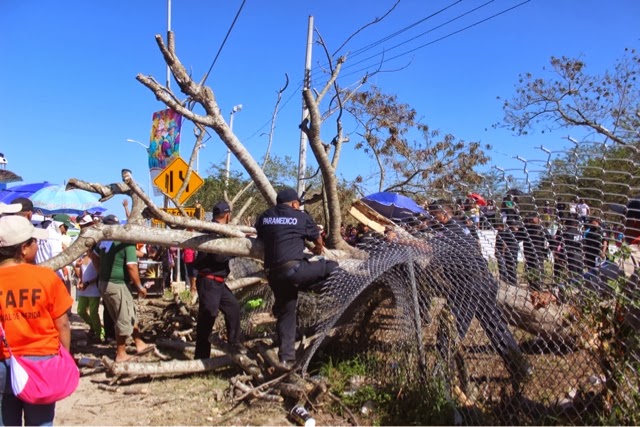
302,89,345,249
137,31,277,206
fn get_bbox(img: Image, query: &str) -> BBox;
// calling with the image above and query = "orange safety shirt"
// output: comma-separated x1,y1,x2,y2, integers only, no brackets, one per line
0,264,73,358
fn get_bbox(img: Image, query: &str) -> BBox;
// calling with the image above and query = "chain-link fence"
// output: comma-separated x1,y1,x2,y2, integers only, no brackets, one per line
235,141,639,425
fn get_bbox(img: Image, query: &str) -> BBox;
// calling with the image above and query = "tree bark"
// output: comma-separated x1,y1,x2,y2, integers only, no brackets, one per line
496,283,581,345
103,355,233,377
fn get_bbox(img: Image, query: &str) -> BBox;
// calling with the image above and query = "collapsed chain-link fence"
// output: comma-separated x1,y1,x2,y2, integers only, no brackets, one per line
233,140,640,425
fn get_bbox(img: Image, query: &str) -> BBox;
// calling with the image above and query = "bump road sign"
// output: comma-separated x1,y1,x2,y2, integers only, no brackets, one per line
152,156,204,205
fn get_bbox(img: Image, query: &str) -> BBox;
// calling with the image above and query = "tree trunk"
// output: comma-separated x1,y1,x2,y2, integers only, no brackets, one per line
496,282,581,345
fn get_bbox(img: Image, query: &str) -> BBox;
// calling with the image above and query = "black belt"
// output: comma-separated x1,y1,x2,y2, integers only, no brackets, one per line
265,260,300,278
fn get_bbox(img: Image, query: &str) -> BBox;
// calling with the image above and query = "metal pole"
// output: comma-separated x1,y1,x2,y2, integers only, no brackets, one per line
164,0,172,210
406,254,427,377
297,15,313,204
166,0,172,89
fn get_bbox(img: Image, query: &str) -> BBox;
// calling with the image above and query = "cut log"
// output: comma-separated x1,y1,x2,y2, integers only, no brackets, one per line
103,355,233,377
155,337,227,358
173,294,196,326
227,276,267,291
496,281,581,345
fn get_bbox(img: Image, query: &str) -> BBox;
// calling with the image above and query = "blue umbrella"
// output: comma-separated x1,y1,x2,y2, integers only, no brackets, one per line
29,185,101,215
0,181,55,203
87,206,107,215
361,192,427,220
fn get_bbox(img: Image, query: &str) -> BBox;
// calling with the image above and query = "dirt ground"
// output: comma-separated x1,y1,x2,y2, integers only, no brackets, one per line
53,300,348,427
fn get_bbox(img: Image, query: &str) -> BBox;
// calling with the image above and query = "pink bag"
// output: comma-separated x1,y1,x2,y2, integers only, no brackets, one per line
1,324,79,404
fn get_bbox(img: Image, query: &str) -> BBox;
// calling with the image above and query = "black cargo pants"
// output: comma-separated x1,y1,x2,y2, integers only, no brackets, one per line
267,258,338,362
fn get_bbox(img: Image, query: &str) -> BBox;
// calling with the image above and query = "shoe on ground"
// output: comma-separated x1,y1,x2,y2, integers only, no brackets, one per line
274,359,295,373
228,342,249,355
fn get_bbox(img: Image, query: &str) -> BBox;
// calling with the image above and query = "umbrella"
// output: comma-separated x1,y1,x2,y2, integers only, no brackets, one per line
29,185,101,215
0,181,55,204
506,188,525,196
0,169,23,184
467,193,487,206
361,192,427,220
87,206,107,215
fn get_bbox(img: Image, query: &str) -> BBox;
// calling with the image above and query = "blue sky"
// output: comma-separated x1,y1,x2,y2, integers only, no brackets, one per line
1,0,638,215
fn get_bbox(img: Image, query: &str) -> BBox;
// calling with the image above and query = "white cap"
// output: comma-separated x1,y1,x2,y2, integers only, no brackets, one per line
77,214,95,226
0,215,49,247
0,202,21,216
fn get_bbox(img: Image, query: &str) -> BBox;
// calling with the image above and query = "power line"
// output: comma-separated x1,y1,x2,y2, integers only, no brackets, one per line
308,0,466,82
340,0,531,80
340,0,496,75
201,0,248,86
242,81,304,143
350,0,464,59
243,0,529,144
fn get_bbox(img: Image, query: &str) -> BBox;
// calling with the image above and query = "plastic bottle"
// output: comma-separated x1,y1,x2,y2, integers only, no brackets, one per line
290,406,315,427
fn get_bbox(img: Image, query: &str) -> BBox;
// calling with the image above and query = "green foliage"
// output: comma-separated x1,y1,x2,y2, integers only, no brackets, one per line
570,243,640,425
533,144,640,221
318,355,454,425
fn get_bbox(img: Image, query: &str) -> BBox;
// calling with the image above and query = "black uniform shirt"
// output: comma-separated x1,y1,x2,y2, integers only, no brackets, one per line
192,225,232,277
255,204,320,268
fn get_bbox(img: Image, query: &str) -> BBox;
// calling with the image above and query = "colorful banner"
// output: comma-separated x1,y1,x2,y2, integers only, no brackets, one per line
148,109,182,196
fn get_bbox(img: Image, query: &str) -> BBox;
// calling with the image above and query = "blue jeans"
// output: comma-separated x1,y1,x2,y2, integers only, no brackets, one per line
0,357,56,426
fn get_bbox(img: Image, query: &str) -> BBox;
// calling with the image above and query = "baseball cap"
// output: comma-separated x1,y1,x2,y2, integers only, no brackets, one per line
102,214,120,225
77,214,95,226
53,214,74,229
10,197,34,213
211,201,231,217
608,196,640,220
0,202,21,215
276,187,301,204
0,215,49,247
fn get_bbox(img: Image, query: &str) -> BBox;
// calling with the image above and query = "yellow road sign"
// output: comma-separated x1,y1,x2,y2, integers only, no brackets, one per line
153,157,204,204
151,207,199,226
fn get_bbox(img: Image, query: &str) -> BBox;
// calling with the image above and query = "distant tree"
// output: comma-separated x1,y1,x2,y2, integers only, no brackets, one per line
347,86,491,197
497,48,640,146
533,143,640,213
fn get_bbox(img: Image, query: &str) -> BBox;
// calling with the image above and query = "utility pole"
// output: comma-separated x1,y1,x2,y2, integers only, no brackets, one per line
164,0,172,211
166,0,172,89
296,15,313,206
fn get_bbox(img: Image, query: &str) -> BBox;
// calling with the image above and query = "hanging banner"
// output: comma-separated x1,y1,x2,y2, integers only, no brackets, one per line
148,109,183,196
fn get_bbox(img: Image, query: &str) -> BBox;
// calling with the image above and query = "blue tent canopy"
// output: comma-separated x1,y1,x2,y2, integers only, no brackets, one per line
361,192,426,220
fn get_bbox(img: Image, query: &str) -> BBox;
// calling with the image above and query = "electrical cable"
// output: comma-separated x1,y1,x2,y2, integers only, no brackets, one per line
340,0,531,79
242,0,529,144
309,0,465,82
201,0,248,86
340,0,496,75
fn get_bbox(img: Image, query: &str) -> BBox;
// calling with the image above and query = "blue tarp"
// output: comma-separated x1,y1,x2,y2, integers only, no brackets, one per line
361,192,426,219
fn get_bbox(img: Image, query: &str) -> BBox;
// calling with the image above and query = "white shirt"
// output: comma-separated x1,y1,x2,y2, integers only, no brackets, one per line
34,221,64,279
577,203,590,217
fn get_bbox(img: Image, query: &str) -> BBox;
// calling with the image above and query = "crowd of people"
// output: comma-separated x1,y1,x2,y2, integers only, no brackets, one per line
1,185,638,423
341,193,621,298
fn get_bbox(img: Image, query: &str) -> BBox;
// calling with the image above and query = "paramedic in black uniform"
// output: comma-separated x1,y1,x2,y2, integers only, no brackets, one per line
255,188,338,370
193,201,244,359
